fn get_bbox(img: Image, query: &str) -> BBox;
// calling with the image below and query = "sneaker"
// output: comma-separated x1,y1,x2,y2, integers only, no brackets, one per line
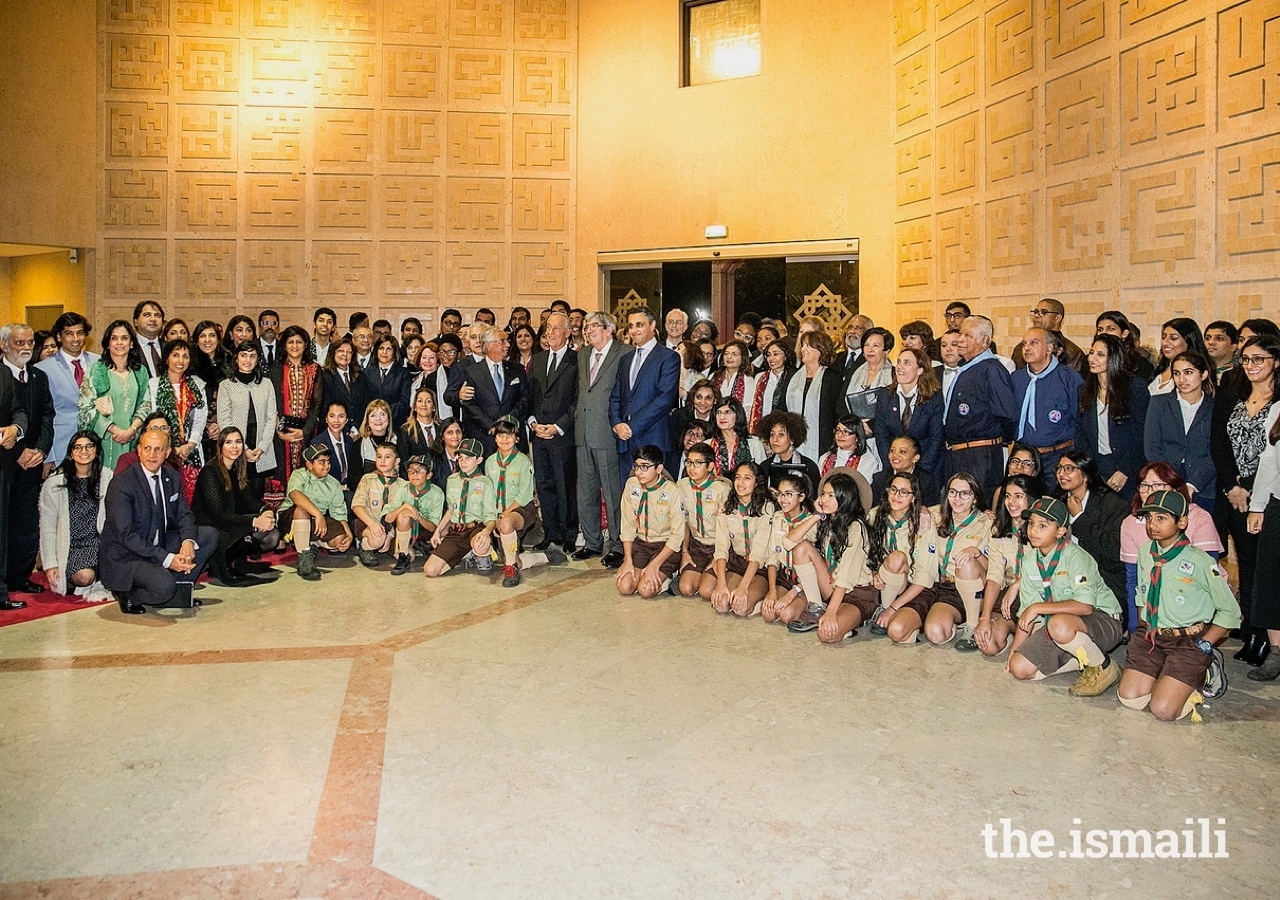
953,624,977,652
461,551,476,571
357,548,379,568
869,606,888,636
1069,656,1120,697
1202,648,1228,700
544,546,568,566
296,549,321,582
391,553,412,576
502,563,522,587
787,608,820,633
475,554,493,575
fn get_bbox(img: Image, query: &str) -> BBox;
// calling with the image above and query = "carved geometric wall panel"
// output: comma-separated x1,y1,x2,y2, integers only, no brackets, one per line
937,20,979,110
513,178,569,233
384,110,444,166
385,0,446,40
1120,0,1188,30
175,239,236,298
243,240,304,298
894,0,928,48
895,49,930,130
315,109,374,169
106,0,170,30
175,1,239,31
176,37,239,95
937,112,979,195
987,89,1035,183
516,0,571,45
245,40,310,106
384,47,442,106
1120,157,1201,272
380,176,439,231
513,114,570,170
382,242,438,296
1049,174,1115,272
897,133,933,206
107,33,171,92
177,105,237,167
104,170,168,230
447,177,506,235
1045,59,1110,171
937,204,978,295
1217,0,1280,129
315,42,376,105
318,0,375,37
896,217,934,288
937,0,976,26
451,0,509,45
245,173,305,230
243,0,310,33
1217,134,1280,265
176,172,238,231
447,112,507,169
449,49,510,108
515,51,571,109
986,192,1037,276
514,241,568,296
105,239,167,298
1045,0,1106,62
1120,22,1205,150
243,107,304,167
107,102,169,163
311,241,373,298
986,0,1034,87
315,175,372,229
446,241,509,298
1216,280,1279,321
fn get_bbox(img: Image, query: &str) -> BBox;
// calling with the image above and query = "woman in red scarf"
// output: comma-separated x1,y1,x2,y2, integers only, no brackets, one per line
269,325,323,485
146,339,208,504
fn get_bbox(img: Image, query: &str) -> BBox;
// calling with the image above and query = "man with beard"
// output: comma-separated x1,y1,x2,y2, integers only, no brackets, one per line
0,324,51,597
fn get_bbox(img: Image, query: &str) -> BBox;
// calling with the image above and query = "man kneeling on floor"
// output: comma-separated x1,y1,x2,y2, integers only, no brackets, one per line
1007,497,1125,696
100,427,217,614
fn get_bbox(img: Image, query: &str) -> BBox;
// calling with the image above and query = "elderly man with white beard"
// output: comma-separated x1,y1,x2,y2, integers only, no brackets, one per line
1,324,53,599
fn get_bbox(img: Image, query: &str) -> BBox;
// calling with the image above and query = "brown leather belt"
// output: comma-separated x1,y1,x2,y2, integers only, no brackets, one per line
946,438,1003,451
1035,440,1075,454
1154,622,1206,637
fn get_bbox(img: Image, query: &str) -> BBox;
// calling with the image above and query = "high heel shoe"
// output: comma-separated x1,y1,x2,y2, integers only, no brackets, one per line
1234,630,1263,663
1245,638,1272,668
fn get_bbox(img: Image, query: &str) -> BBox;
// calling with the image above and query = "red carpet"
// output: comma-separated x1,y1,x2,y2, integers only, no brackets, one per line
0,548,299,628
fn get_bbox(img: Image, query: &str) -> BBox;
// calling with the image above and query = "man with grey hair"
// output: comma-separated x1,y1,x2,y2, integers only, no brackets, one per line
1013,297,1087,374
1010,327,1082,489
1,324,54,595
574,311,628,562
837,314,874,384
447,324,528,455
0,328,31,609
943,315,1017,497
664,308,688,351
529,313,579,553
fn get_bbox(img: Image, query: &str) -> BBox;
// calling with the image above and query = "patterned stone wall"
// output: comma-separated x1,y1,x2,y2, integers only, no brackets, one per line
892,0,1279,350
96,0,575,331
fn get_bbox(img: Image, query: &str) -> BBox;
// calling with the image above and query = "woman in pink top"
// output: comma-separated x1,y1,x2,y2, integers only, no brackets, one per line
1119,461,1223,634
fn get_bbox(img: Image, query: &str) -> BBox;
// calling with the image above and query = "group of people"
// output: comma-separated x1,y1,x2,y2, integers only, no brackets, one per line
1,297,1278,720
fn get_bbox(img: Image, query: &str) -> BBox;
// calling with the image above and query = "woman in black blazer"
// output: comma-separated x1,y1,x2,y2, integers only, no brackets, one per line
321,337,364,425
361,334,411,426
1143,351,1216,512
871,347,944,476
1055,448,1129,616
1075,333,1148,501
780,329,845,463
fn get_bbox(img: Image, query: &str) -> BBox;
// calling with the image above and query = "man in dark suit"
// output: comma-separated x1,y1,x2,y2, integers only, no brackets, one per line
610,308,680,473
1,324,54,593
574,311,628,563
836,315,873,387
528,313,578,553
446,324,529,456
100,428,217,614
0,362,30,610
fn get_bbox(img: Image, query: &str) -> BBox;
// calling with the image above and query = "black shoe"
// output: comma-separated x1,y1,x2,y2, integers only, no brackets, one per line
531,538,553,552
0,597,27,611
572,547,600,561
1246,648,1280,682
391,553,412,576
217,572,258,588
1234,630,1261,662
1247,639,1273,668
562,541,579,555
602,550,624,569
235,559,273,575
9,579,44,594
114,592,145,615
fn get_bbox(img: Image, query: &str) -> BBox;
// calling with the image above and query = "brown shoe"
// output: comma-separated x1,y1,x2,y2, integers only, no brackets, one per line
1069,657,1120,697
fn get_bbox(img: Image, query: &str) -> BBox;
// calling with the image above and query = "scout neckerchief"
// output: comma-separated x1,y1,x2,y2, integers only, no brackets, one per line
458,471,479,520
781,509,812,574
941,510,978,576
690,475,716,535
637,476,669,537
736,500,754,555
493,450,519,508
408,480,431,513
1034,537,1069,625
1145,533,1191,644
886,514,908,553
375,472,396,510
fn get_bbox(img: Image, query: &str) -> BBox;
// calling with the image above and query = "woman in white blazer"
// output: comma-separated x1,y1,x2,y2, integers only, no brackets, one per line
216,341,279,476
39,429,113,601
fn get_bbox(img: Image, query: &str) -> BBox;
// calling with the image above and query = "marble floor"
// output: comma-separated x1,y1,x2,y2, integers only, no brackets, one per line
0,553,1276,899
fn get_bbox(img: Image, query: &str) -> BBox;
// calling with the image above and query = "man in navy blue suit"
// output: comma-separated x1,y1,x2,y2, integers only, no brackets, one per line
610,308,680,478
447,325,529,456
100,427,217,614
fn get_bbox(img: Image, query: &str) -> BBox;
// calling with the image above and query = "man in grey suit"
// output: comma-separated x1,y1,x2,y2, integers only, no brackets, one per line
35,312,98,467
573,311,627,563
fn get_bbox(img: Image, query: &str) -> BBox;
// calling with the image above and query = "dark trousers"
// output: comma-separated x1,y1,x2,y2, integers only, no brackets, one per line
1225,499,1261,628
945,444,1005,504
533,433,574,545
0,465,10,600
6,462,42,587
115,526,219,607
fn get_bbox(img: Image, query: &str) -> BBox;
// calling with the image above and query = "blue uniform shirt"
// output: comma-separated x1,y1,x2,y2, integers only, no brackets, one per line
944,356,1016,444
1011,358,1084,448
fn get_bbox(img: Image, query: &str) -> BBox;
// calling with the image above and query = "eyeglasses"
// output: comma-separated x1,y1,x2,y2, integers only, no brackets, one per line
632,462,656,472
1241,355,1275,366
733,330,753,340
834,426,856,435
1029,308,1055,317
943,311,965,320
777,491,800,499
685,459,709,467
70,443,95,452
1138,481,1169,492
887,486,914,498
1008,458,1036,469
947,488,974,499
1055,464,1080,474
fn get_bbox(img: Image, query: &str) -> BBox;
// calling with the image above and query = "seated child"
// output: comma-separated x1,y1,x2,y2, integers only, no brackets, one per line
675,442,732,597
279,443,353,581
1007,497,1126,696
351,442,407,568
385,454,445,575
1118,489,1238,722
486,415,566,587
705,461,775,615
868,472,940,644
425,438,496,578
961,474,1042,655
617,444,687,598
761,473,817,625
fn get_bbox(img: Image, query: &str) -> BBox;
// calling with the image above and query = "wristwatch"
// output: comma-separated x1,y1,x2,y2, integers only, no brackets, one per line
1195,638,1213,655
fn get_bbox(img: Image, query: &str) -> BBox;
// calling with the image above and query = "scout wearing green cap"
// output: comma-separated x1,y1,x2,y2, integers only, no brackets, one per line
280,441,353,580
1007,495,1125,696
485,417,541,587
424,440,498,578
1117,489,1239,722
384,455,446,575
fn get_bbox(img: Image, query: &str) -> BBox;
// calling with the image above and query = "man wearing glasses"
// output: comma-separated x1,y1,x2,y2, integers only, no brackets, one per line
1013,298,1087,374
575,312,628,565
1011,328,1082,489
1,324,54,597
663,309,688,351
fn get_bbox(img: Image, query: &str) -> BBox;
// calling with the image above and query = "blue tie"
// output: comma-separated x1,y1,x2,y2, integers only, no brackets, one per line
493,363,504,400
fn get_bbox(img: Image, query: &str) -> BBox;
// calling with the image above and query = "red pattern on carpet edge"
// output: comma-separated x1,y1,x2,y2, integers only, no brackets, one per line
0,548,300,628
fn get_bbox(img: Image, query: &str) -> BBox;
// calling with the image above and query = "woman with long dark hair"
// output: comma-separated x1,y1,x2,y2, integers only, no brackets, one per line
77,320,150,471
706,461,775,616
191,320,229,460
38,430,113,601
217,341,278,477
712,339,756,411
321,337,363,427
192,426,281,587
707,396,763,477
1149,317,1208,396
1144,350,1216,511
1246,352,1280,680
748,338,794,431
871,346,943,478
1076,333,1148,499
269,324,323,484
1054,448,1128,609
362,334,410,426
1095,310,1154,381
146,338,208,503
221,315,257,358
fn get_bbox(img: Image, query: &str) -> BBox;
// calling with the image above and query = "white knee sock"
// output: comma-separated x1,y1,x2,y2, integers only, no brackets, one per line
500,531,519,565
879,569,907,609
795,562,824,608
293,519,311,553
517,551,548,569
1119,693,1151,711
395,528,412,557
894,627,920,645
1061,632,1105,667
956,576,985,625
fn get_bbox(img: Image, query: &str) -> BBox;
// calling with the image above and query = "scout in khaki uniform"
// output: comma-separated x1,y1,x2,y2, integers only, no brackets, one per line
617,444,687,598
760,472,817,625
384,454,445,576
280,443,353,581
485,416,566,587
921,472,993,647
1118,490,1239,722
1008,497,1126,696
675,442,733,598
351,442,407,568
868,472,941,645
425,438,497,579
705,461,775,616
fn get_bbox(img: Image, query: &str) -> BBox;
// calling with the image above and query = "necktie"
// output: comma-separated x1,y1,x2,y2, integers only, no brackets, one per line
334,437,347,482
72,358,84,387
342,372,349,390
1018,370,1041,439
18,368,26,384
152,473,165,543
266,344,274,366
589,351,602,385
630,348,644,389
149,341,161,372
493,363,504,399
548,352,557,378
451,456,459,474
900,394,912,431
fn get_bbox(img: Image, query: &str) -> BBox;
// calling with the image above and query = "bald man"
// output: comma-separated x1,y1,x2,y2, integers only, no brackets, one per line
1011,328,1083,487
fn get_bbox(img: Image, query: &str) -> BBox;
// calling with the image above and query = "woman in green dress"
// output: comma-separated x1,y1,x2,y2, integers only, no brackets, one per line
77,319,151,471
